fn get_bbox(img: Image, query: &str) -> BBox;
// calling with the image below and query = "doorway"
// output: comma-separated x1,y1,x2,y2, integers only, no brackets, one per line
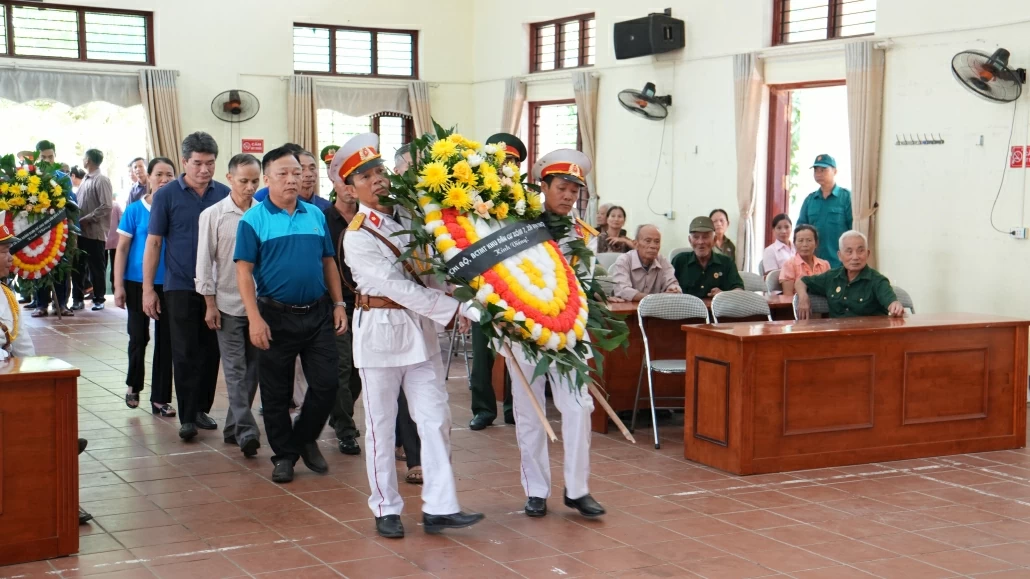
765,82,851,246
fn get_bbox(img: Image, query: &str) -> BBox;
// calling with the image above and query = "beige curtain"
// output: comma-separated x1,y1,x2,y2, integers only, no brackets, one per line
500,77,527,135
408,81,433,137
572,71,599,221
733,53,764,271
138,69,182,161
288,75,318,160
846,41,886,267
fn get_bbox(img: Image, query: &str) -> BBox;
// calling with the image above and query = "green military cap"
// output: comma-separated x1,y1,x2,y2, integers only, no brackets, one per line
812,154,836,169
689,216,715,233
486,133,527,164
320,145,340,167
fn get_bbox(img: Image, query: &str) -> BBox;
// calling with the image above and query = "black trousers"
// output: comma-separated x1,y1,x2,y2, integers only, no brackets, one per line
78,237,107,304
106,248,115,287
469,324,512,420
125,281,173,404
395,390,421,469
165,290,219,425
258,297,339,464
37,278,69,310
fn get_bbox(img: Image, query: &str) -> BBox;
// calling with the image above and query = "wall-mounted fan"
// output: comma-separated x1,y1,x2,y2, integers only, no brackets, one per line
211,89,260,123
618,82,672,120
952,48,1026,103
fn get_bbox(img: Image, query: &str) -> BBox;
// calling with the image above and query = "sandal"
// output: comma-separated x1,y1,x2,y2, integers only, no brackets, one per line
125,392,139,409
30,309,48,318
60,308,74,317
152,403,176,417
405,466,423,485
395,447,406,462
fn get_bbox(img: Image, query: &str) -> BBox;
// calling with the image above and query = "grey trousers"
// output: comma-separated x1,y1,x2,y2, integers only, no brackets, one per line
217,312,261,446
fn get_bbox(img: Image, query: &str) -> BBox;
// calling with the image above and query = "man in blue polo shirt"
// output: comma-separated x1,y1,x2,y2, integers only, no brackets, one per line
796,154,852,269
143,132,229,441
235,146,347,484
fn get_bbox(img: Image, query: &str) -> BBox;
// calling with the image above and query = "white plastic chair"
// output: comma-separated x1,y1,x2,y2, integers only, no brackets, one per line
791,293,830,319
711,291,773,323
632,294,709,449
739,271,765,292
893,285,915,313
765,270,782,293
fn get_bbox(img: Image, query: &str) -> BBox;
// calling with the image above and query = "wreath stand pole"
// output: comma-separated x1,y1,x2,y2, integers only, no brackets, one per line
502,342,558,443
587,382,636,444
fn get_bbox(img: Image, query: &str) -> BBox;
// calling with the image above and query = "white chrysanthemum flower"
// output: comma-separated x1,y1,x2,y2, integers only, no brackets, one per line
467,154,483,167
496,299,508,310
502,165,515,178
566,331,577,349
475,284,495,302
545,333,561,350
530,325,543,340
28,195,37,204
442,248,461,261
513,311,526,322
484,144,498,155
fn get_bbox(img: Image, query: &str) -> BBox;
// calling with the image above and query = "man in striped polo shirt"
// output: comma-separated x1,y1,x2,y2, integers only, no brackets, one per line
234,146,348,483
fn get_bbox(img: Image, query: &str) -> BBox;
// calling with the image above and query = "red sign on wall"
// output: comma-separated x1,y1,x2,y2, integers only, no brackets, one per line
1011,145,1025,169
242,139,264,154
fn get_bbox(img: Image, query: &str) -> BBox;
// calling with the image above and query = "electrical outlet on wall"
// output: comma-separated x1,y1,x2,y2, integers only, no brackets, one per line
663,210,676,220
1011,227,1028,239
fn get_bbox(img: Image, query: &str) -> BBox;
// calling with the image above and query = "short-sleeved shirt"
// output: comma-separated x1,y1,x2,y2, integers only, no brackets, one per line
779,253,831,283
323,204,357,315
796,185,853,268
148,175,230,291
762,240,796,273
117,199,165,285
713,237,736,263
234,197,335,305
670,251,744,298
254,187,332,211
801,265,897,318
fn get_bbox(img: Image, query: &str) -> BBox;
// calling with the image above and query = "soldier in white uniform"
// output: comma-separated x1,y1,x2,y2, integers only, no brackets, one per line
339,133,484,539
504,149,606,519
0,212,34,359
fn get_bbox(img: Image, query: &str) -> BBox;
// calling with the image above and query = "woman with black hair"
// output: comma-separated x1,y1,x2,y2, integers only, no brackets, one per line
762,213,796,272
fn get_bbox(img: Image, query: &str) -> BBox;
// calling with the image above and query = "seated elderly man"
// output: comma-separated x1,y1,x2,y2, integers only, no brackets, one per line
795,230,903,319
609,224,681,302
671,216,744,298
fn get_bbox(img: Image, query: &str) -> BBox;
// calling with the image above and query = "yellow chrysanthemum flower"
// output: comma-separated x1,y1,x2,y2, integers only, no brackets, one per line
430,139,458,160
451,160,475,185
505,162,522,180
15,169,28,179
52,184,62,196
494,149,507,165
0,183,9,194
447,134,465,144
479,162,497,178
27,175,41,187
512,184,525,202
528,193,543,212
0,200,9,211
462,139,481,151
482,173,501,193
442,183,473,211
418,162,450,193
10,197,24,207
38,192,49,203
56,198,66,209
492,202,509,220
38,198,50,208
26,183,38,195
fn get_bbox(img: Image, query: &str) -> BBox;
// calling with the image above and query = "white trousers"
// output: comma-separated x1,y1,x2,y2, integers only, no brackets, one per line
506,357,594,500
293,357,307,407
360,353,460,517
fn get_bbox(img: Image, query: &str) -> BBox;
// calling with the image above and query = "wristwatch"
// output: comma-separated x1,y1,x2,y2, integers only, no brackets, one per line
333,302,346,307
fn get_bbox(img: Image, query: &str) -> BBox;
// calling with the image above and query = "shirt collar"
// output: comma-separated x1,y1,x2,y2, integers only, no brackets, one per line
176,174,216,196
222,193,255,215
833,264,871,282
630,250,662,271
262,195,307,215
87,169,101,178
773,239,792,251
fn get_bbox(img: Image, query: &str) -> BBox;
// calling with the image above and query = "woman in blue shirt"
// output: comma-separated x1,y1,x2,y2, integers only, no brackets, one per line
113,158,176,416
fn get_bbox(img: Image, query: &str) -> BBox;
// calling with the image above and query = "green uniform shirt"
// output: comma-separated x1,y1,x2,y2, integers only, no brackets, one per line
801,266,897,318
671,251,744,298
796,185,852,268
713,237,736,263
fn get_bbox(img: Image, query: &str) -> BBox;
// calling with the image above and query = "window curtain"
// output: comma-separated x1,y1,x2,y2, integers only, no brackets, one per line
845,41,886,267
408,81,433,137
316,85,410,117
500,77,527,135
572,71,599,222
0,68,141,108
138,69,183,162
288,75,319,163
733,53,764,271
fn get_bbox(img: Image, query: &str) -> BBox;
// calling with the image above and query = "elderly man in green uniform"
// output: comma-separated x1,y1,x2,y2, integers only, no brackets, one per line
796,154,852,269
795,230,903,319
467,132,520,431
671,216,744,298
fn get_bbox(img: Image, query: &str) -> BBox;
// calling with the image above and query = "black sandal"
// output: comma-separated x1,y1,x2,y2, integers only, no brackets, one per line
125,392,139,409
152,403,176,417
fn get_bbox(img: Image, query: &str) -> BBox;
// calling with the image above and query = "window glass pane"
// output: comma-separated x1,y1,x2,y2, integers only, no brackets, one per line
294,26,330,72
377,32,413,77
377,115,408,169
561,20,580,68
839,0,876,37
13,5,79,59
585,18,595,66
535,24,556,72
336,29,373,75
0,9,8,55
783,0,829,43
317,110,372,192
85,12,148,63
533,104,579,165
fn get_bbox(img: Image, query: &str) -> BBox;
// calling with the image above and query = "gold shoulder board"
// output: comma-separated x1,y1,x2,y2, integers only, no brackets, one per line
575,218,599,237
347,213,366,232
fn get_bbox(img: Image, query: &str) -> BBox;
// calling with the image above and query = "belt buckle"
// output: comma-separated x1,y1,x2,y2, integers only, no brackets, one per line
290,304,310,314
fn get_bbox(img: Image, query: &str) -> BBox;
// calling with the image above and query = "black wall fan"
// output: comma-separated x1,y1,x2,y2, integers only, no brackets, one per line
952,48,1026,103
618,82,672,120
211,89,260,122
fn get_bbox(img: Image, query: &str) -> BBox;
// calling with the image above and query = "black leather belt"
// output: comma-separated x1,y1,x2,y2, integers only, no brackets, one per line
258,295,328,314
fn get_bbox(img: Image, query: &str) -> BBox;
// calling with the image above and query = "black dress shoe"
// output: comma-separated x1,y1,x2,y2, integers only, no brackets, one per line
375,514,405,538
563,490,606,518
78,438,88,454
300,442,329,474
70,300,84,311
525,497,547,517
469,413,494,431
79,506,93,524
504,411,515,425
179,423,198,441
18,296,31,304
240,437,260,458
224,434,237,445
25,300,37,309
422,511,485,534
338,437,361,455
195,412,217,430
272,459,294,483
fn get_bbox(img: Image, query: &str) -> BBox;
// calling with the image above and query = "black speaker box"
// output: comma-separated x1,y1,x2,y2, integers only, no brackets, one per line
613,13,685,60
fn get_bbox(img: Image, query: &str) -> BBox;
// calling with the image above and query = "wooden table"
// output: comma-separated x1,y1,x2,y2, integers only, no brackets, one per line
585,294,795,433
682,314,1029,475
0,357,80,566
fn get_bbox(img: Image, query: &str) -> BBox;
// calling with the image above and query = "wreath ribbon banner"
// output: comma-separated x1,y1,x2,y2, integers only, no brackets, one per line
443,218,553,280
11,208,66,252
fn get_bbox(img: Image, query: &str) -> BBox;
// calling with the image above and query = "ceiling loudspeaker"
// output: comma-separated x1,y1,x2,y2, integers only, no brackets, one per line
613,9,685,61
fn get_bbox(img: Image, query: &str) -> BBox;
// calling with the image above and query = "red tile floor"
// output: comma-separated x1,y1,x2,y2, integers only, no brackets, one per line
3,306,1030,578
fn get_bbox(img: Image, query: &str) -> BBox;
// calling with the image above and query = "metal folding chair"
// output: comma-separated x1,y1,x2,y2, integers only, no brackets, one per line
739,271,765,292
632,294,709,449
444,325,471,380
791,293,830,319
893,285,915,313
711,291,773,323
765,269,782,293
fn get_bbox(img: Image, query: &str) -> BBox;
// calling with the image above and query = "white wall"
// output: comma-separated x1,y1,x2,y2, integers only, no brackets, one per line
0,0,475,175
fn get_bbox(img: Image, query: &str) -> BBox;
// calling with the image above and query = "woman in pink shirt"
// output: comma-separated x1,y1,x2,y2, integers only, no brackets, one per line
779,224,831,296
762,213,795,273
